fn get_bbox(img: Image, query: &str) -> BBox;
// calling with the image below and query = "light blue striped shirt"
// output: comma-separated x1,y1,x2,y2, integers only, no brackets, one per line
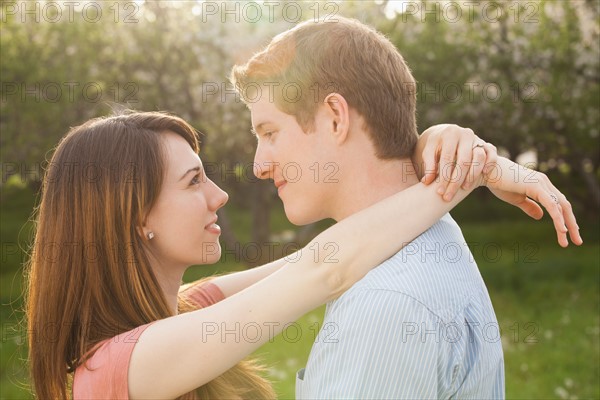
296,213,505,399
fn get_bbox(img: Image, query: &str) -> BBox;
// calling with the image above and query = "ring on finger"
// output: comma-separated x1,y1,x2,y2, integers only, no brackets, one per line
473,142,485,149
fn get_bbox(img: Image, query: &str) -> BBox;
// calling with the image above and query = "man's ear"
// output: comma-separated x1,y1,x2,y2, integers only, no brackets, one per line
323,93,350,145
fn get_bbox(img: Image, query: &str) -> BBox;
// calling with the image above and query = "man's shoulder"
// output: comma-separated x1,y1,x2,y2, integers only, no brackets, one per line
331,213,488,318
353,213,475,283
386,212,469,265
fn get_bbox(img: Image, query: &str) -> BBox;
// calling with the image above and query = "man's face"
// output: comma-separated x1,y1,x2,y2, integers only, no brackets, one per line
250,96,338,225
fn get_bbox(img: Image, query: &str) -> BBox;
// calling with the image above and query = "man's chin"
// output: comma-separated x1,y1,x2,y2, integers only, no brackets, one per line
283,206,322,226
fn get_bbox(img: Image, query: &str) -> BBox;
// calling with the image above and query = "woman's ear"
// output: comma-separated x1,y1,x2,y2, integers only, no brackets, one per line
136,225,146,239
137,219,154,241
323,93,350,145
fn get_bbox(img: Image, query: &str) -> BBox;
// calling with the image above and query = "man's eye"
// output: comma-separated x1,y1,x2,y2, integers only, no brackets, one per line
264,131,275,138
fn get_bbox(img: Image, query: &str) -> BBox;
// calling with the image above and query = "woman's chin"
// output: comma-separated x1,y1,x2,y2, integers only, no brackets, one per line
197,255,220,265
194,243,222,265
194,246,221,265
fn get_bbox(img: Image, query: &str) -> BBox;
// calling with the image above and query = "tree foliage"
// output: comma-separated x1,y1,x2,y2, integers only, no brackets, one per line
1,0,598,266
381,0,599,211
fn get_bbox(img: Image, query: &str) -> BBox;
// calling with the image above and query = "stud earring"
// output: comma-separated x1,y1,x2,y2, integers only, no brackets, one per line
147,232,154,240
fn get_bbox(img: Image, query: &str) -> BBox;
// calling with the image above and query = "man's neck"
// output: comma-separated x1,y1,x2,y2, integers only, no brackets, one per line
330,157,420,222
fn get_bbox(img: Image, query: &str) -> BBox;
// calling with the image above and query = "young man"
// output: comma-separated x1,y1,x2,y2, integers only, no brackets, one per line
232,17,579,398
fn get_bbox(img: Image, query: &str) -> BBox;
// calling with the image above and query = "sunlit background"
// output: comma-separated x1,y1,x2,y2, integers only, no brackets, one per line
1,1,599,398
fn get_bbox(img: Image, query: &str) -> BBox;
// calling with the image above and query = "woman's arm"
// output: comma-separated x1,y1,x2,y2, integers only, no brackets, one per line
198,258,287,298
128,181,477,399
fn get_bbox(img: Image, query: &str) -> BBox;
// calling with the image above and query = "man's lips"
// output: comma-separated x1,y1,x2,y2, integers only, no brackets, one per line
274,180,287,194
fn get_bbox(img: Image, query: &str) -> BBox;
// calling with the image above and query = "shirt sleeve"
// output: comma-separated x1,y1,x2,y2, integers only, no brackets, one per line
300,289,446,399
73,323,155,400
178,281,225,309
73,283,225,399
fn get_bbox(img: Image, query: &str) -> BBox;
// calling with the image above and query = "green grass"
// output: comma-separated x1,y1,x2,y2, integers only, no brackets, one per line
1,187,598,399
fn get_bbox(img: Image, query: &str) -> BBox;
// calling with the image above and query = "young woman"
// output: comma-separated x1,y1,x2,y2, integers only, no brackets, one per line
25,111,580,399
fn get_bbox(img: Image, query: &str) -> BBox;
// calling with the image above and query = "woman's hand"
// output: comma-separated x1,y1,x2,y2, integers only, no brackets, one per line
413,124,582,247
483,157,583,248
413,124,497,201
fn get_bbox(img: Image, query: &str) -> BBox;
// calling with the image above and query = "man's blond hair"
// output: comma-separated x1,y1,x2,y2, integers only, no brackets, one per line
231,16,418,159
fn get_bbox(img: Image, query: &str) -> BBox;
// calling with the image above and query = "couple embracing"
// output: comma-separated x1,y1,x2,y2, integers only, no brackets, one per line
26,17,581,400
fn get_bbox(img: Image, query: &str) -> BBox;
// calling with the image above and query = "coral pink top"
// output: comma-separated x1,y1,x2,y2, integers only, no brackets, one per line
73,282,225,399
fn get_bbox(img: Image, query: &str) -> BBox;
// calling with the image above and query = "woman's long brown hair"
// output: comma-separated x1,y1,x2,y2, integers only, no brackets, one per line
25,111,275,399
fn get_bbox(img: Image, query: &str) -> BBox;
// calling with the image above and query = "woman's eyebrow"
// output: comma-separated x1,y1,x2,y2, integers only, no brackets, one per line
178,166,201,182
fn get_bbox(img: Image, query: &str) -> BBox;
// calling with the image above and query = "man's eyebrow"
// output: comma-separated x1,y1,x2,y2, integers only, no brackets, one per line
251,122,269,137
178,166,201,182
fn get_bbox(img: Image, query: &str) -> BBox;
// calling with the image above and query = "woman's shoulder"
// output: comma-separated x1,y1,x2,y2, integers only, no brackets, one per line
72,322,156,400
72,282,223,399
178,280,225,309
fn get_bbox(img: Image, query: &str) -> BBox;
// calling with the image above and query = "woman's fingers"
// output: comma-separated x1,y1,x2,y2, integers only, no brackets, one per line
534,189,569,247
436,134,460,197
544,180,583,245
462,136,491,191
517,197,545,220
528,172,582,247
462,144,487,191
481,143,498,186
443,132,476,200
420,135,440,185
482,143,498,176
479,156,581,247
490,188,544,220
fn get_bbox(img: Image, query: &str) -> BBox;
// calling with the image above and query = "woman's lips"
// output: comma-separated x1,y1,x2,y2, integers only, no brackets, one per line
205,219,221,234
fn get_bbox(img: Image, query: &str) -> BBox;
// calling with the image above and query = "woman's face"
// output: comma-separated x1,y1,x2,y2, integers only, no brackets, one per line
144,131,228,269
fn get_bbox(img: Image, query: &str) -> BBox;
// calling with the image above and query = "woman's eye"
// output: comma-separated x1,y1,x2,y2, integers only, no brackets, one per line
190,174,201,185
264,131,275,138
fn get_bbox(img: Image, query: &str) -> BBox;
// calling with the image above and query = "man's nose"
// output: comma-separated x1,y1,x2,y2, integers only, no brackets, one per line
253,144,273,180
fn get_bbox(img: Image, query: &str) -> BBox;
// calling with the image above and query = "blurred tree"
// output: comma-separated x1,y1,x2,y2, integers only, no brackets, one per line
1,0,597,266
382,0,599,214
